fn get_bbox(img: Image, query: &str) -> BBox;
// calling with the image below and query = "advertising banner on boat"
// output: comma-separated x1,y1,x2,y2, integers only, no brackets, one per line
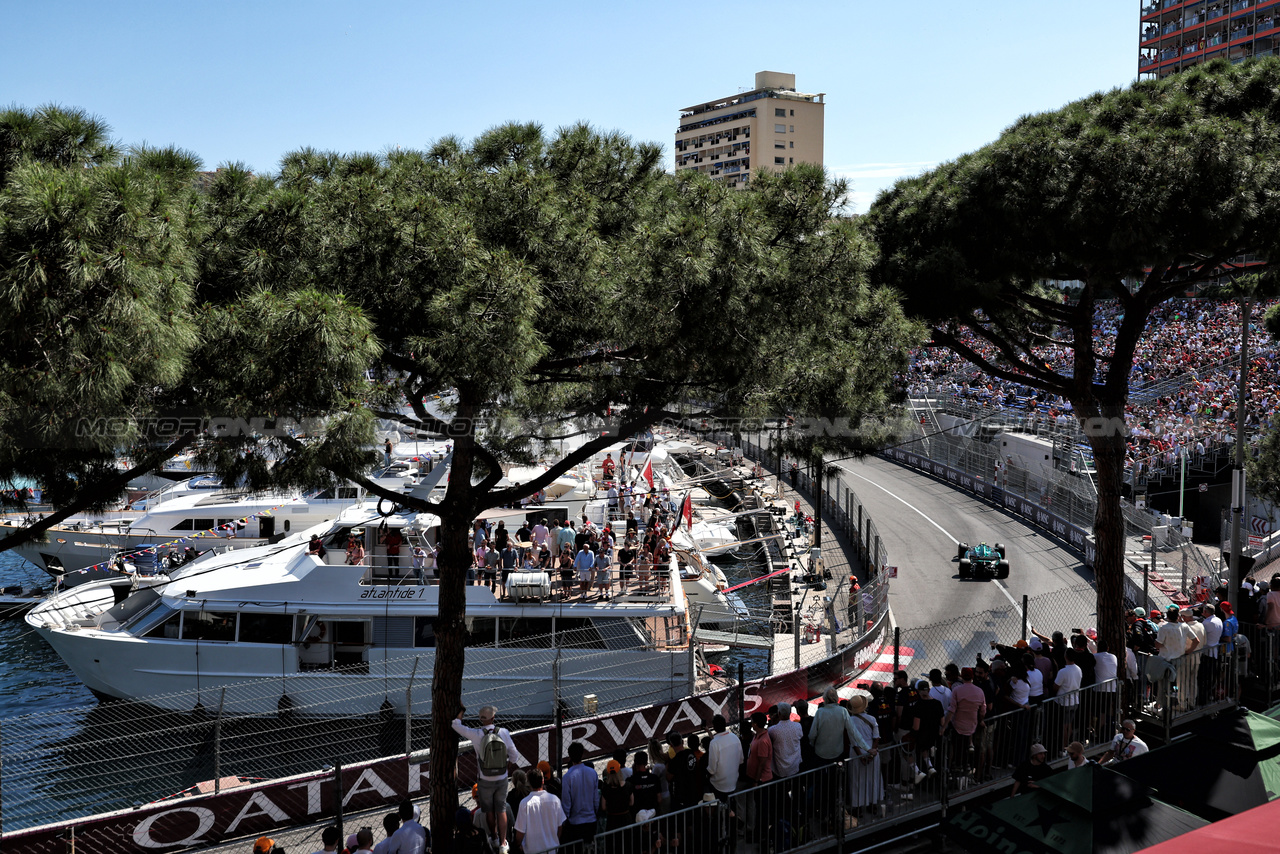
883,449,1095,567
3,617,887,854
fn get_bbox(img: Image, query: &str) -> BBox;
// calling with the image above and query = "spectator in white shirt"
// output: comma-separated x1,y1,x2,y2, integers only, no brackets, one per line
706,714,744,799
1053,660,1082,755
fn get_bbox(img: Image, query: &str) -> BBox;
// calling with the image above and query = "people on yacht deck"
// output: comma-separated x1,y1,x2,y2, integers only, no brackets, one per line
411,545,430,583
483,544,500,591
602,453,616,480
346,532,366,566
381,528,404,571
594,548,612,600
574,544,595,598
556,520,576,554
499,542,519,599
308,535,327,558
558,544,575,593
532,518,551,552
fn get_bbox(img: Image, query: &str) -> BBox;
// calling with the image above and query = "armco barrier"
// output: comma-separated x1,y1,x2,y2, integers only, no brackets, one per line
882,446,1098,567
3,616,887,854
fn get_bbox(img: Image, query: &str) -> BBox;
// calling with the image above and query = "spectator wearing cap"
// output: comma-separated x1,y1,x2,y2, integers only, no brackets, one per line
1010,743,1053,797
600,759,633,830
254,838,277,854
1153,604,1188,713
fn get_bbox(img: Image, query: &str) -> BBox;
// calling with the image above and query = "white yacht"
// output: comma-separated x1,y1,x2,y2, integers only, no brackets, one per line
0,467,425,583
25,507,702,718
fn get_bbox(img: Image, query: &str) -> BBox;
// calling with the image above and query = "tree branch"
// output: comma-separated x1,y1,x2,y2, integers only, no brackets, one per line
0,431,200,556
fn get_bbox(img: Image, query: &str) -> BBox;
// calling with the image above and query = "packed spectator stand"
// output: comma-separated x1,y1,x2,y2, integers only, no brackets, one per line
906,297,1280,485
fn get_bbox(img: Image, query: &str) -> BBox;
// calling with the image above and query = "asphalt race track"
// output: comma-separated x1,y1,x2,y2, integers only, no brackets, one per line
837,455,1099,676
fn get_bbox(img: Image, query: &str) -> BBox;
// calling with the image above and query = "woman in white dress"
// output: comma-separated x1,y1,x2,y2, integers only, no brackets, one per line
847,695,883,813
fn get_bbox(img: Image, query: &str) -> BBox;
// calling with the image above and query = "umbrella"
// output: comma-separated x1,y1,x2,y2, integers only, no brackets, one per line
1136,798,1280,853
944,763,1205,854
1114,706,1280,821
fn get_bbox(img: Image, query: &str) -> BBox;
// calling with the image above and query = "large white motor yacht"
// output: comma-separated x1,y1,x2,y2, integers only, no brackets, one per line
25,507,705,718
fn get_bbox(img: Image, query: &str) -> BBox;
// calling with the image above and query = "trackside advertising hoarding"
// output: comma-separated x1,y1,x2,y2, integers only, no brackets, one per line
3,619,887,853
883,448,1096,567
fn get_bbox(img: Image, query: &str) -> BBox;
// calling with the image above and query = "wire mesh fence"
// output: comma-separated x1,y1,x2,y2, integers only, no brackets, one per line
0,629,695,832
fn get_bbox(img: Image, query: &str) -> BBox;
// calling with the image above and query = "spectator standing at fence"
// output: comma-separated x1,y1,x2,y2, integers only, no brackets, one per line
1154,604,1188,713
1093,637,1120,736
630,752,661,822
846,695,882,815
769,703,802,780
944,668,986,778
452,706,516,853
561,742,599,847
1069,633,1096,686
706,714,743,802
905,682,941,779
811,687,870,764
744,712,775,846
371,813,400,854
1031,641,1056,698
600,760,634,831
647,739,670,812
1262,577,1280,629
927,669,953,712
1051,655,1082,756
1199,603,1224,705
387,801,428,854
312,825,342,854
1182,608,1206,710
514,769,564,854
667,732,702,809
792,697,818,772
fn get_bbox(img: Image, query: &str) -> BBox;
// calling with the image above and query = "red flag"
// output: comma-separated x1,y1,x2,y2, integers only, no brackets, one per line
682,492,693,532
642,457,654,490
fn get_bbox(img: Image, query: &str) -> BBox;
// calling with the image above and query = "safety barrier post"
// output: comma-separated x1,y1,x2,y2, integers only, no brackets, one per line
214,688,226,794
405,658,419,758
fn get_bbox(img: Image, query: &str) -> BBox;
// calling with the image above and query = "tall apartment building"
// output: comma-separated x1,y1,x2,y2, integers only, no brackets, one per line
674,71,824,189
1139,0,1280,80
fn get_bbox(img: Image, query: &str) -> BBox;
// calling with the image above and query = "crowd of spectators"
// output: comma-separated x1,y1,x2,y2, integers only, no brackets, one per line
905,298,1280,482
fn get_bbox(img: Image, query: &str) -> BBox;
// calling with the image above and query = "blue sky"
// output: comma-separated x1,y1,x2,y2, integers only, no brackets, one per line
6,1,1136,212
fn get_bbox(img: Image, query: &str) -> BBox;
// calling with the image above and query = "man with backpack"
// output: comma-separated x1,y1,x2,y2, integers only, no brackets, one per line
453,705,518,854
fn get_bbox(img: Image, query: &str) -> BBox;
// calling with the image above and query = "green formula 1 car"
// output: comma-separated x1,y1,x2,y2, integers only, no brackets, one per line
956,542,1009,580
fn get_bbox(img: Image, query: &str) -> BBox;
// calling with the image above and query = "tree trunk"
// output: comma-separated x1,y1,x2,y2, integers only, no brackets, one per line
1086,404,1129,663
428,403,479,854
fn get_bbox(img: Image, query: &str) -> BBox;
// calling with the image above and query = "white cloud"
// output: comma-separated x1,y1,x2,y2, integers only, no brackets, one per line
829,160,939,213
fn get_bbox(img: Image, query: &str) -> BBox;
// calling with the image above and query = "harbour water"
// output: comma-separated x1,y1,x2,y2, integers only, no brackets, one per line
0,478,785,832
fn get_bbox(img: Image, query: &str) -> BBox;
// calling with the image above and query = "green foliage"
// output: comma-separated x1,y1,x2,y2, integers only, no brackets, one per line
868,56,1280,659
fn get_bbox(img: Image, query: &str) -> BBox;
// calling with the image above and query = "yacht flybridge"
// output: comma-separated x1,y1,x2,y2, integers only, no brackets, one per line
25,507,707,718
